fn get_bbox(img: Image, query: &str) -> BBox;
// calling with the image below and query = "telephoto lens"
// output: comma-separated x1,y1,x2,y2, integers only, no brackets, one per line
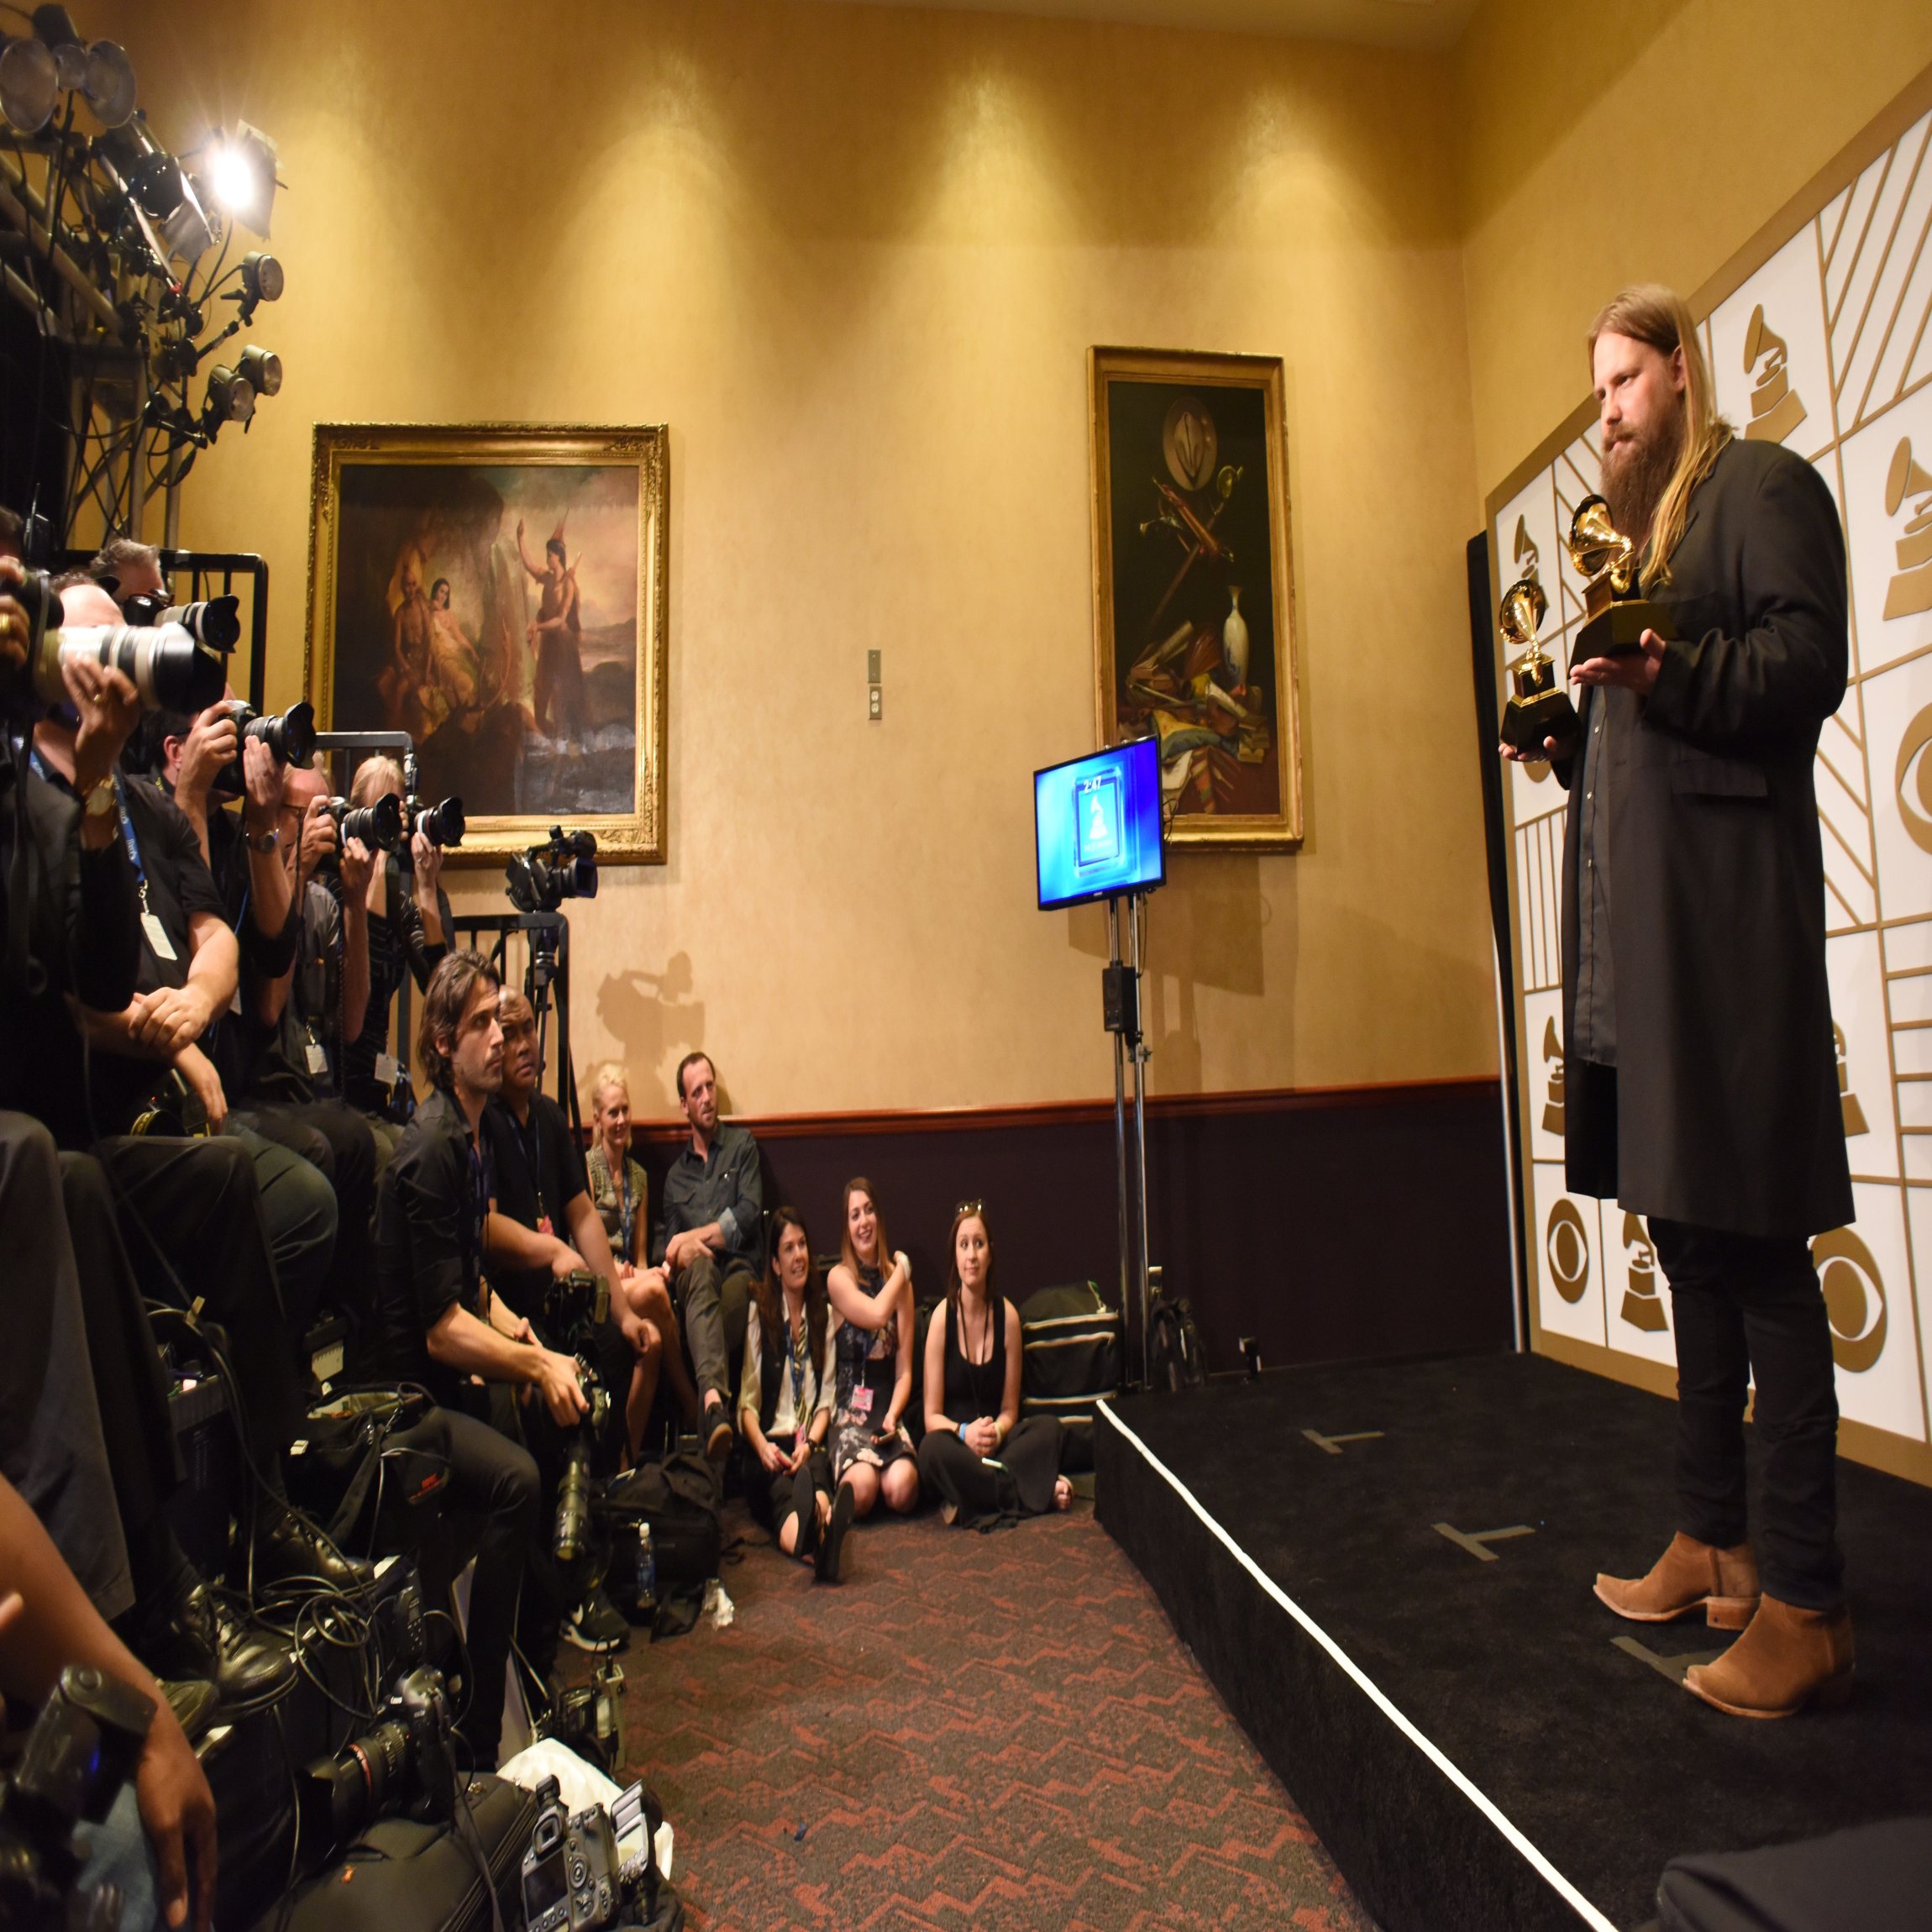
328,791,403,853
243,698,317,769
409,795,465,848
40,623,226,714
123,591,242,652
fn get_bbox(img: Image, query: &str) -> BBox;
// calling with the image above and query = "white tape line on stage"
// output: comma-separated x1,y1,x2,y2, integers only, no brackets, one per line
1096,1399,1618,1932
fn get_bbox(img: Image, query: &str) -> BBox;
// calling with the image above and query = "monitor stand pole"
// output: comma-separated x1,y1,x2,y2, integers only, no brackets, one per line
1107,892,1153,1389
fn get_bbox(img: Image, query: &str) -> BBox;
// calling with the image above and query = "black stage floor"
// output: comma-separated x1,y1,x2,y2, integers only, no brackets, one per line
1096,1352,1932,1932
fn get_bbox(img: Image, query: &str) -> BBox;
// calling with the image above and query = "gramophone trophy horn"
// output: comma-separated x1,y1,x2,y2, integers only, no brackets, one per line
1565,494,1677,662
1496,575,1578,755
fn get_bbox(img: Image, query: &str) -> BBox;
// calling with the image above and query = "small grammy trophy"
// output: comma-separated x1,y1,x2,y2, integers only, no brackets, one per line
1497,575,1578,754
1566,494,1677,659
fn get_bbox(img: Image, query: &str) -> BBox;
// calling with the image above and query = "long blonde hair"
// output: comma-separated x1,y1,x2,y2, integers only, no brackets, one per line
1587,285,1731,591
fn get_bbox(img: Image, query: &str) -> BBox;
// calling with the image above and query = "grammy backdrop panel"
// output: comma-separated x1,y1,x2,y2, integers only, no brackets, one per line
1486,62,1932,1487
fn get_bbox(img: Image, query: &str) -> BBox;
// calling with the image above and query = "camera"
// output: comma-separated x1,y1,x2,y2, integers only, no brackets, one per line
122,589,243,651
521,1775,667,1932
407,793,465,849
325,791,402,853
299,1665,456,1865
506,824,598,915
0,1663,155,1932
541,1269,613,1564
209,697,316,796
1,570,227,717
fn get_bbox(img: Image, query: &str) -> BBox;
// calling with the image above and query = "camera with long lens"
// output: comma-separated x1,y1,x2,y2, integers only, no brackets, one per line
121,588,243,651
0,1664,155,1932
299,1665,455,1866
506,824,597,915
1,571,227,717
541,1269,613,1564
406,794,465,849
208,697,316,798
520,1774,669,1932
324,791,402,854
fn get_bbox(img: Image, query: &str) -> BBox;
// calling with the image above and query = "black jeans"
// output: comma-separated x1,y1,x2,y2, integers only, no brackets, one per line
1651,1218,1844,1609
94,1133,302,1478
0,1113,133,1619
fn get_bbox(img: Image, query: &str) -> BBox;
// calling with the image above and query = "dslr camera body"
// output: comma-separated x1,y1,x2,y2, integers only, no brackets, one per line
299,1664,457,1866
542,1269,614,1565
1,570,227,720
0,1664,155,1932
521,1774,667,1932
507,824,597,915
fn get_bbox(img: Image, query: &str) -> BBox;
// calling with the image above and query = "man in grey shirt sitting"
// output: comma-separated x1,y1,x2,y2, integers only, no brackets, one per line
654,1052,760,1462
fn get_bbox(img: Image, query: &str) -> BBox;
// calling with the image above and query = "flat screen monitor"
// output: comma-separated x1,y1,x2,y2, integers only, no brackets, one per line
1034,737,1165,911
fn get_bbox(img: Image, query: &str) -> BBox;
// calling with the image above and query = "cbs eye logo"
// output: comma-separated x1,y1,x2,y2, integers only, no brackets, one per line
1810,1227,1887,1373
1545,1199,1591,1305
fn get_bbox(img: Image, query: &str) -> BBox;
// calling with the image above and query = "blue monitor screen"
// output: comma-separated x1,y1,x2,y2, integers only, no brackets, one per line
1034,738,1165,911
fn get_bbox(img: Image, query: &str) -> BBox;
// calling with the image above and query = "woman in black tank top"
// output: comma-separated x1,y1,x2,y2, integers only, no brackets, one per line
917,1203,1070,1526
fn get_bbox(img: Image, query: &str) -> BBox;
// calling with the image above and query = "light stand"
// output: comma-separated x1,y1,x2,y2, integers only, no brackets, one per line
1105,891,1154,1389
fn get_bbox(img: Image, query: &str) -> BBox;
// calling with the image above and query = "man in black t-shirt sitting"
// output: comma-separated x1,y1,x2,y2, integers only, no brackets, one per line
367,952,590,1763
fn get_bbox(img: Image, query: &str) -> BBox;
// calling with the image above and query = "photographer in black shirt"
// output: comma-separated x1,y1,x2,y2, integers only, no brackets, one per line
368,951,588,1763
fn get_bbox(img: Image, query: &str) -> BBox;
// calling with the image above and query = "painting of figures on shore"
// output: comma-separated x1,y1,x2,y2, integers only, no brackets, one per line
1089,349,1302,848
306,424,668,862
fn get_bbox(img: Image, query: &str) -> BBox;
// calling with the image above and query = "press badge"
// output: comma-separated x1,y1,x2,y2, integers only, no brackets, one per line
850,1385,874,1418
375,1053,402,1086
140,911,177,962
305,1038,330,1078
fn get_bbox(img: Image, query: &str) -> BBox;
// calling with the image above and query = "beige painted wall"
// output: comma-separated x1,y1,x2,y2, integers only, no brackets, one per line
1458,0,1932,499
101,0,1496,1114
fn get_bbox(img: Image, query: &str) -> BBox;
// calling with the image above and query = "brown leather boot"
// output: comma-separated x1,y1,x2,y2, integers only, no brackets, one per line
1683,1596,1854,1719
1593,1531,1760,1629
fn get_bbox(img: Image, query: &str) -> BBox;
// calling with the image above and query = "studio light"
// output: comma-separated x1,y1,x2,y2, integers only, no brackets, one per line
81,39,135,128
237,344,281,398
0,35,58,133
32,7,87,89
240,251,284,306
204,363,255,426
207,120,277,236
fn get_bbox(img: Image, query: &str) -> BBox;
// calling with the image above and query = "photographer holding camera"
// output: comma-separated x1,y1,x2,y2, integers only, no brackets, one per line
367,950,591,1766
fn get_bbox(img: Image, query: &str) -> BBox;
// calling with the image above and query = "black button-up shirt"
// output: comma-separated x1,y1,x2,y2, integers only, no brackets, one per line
654,1122,764,1273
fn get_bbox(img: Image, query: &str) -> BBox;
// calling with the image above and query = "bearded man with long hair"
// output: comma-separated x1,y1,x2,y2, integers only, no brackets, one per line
1502,285,1854,1719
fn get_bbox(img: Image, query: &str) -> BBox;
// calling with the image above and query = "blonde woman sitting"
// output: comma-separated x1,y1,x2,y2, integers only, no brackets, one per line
825,1178,919,1522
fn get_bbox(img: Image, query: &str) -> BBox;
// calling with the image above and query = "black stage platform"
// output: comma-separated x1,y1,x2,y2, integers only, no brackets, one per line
1096,1352,1932,1932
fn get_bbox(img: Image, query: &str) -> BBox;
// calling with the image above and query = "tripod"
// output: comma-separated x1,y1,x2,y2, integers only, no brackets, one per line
1105,891,1153,1389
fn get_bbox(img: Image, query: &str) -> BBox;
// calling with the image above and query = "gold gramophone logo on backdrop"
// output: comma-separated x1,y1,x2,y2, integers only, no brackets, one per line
1619,1212,1667,1333
1882,438,1932,622
1546,1198,1591,1305
1741,305,1808,445
1811,1227,1887,1373
1541,1017,1566,1135
1565,495,1679,659
1834,1022,1869,1137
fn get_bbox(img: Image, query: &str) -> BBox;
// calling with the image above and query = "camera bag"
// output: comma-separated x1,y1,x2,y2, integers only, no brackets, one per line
602,1451,722,1631
1017,1283,1123,1473
284,1387,445,1554
246,1772,537,1932
1148,1294,1208,1393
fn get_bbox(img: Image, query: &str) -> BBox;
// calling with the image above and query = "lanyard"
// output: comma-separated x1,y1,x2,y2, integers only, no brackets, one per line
612,1154,634,1257
465,1134,491,1309
787,1309,810,1418
31,751,150,907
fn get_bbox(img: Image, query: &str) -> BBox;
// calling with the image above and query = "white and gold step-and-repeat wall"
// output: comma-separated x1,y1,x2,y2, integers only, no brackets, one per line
1487,79,1932,1480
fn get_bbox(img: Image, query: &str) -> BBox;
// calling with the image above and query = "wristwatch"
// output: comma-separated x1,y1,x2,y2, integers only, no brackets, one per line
81,774,117,821
243,822,280,853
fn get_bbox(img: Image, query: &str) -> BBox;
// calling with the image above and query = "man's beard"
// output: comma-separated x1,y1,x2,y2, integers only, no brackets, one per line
1600,406,1685,540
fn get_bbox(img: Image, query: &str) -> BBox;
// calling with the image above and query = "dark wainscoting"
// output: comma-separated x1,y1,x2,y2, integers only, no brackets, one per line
621,1077,1515,1376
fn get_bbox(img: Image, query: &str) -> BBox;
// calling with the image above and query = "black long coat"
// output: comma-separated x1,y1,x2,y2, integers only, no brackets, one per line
1557,436,1854,1240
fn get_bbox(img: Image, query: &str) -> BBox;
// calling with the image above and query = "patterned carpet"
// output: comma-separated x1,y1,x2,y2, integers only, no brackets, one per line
564,1496,1376,1931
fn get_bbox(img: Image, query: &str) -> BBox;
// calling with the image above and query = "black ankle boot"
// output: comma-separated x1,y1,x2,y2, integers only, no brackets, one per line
136,1577,294,1709
255,1507,375,1593
792,1467,821,1559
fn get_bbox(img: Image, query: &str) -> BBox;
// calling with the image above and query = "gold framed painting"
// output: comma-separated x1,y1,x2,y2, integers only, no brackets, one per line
304,422,669,864
1089,348,1302,848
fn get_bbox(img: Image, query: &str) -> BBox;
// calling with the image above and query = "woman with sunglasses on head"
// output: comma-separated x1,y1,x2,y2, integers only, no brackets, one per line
738,1206,853,1582
825,1179,920,1524
919,1201,1072,1526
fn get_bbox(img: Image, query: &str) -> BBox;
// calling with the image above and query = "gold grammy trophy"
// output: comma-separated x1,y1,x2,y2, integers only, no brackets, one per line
1497,575,1578,753
1566,494,1677,659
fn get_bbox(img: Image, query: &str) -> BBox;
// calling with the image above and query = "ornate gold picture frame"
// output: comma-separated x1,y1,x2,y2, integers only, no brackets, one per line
1089,348,1302,849
304,422,669,864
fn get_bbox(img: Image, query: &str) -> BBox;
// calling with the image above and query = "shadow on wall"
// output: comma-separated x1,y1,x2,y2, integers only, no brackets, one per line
595,951,706,1110
1066,854,1283,1090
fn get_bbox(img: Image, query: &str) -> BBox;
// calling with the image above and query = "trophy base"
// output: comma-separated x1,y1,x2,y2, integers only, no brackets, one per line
1575,598,1675,659
1501,685,1579,754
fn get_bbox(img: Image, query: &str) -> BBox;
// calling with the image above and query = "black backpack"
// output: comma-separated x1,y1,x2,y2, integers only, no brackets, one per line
602,1452,722,1634
1017,1283,1122,1473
